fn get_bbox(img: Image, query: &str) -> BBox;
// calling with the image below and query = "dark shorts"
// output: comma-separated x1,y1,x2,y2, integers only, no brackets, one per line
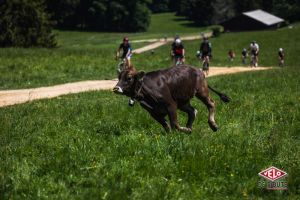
201,52,209,59
251,50,258,56
174,54,184,59
122,52,132,59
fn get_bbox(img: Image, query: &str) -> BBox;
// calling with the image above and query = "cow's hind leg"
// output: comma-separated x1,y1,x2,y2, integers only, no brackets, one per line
196,94,218,132
179,103,197,130
167,104,191,133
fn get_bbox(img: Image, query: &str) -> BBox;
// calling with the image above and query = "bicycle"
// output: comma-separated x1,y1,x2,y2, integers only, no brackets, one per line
196,51,210,76
174,56,184,66
250,54,258,68
202,56,210,75
242,55,247,65
117,58,127,73
279,57,284,67
197,54,209,76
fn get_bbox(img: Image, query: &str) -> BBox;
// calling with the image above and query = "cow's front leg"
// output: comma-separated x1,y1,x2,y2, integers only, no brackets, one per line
151,112,170,132
167,104,191,133
140,102,170,132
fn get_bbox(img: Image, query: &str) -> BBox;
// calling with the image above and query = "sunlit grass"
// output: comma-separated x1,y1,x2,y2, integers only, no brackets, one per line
0,17,299,89
0,67,299,199
0,16,299,199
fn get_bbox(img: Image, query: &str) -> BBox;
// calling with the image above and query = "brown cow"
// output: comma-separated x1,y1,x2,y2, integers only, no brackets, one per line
113,65,230,133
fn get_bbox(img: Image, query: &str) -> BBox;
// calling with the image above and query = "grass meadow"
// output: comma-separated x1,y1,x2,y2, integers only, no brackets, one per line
0,13,207,90
0,22,299,89
1,67,299,199
0,13,300,199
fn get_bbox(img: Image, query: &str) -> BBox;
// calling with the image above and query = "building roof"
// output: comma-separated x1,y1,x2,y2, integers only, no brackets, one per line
243,9,284,26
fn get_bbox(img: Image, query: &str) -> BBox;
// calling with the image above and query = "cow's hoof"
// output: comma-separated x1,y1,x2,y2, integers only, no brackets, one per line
209,122,218,132
179,127,192,133
164,126,171,133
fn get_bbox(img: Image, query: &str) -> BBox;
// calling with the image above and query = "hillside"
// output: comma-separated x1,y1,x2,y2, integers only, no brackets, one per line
0,13,300,199
0,14,299,90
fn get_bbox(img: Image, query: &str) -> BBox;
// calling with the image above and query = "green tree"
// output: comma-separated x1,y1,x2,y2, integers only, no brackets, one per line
45,0,80,28
125,0,151,31
212,0,235,24
0,0,56,47
190,0,214,26
234,0,262,13
273,0,300,22
149,0,170,13
48,0,151,32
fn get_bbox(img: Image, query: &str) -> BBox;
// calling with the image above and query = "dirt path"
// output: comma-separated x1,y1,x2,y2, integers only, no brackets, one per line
0,67,272,108
132,32,212,54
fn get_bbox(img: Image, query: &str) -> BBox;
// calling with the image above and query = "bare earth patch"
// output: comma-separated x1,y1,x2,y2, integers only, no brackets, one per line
0,67,272,108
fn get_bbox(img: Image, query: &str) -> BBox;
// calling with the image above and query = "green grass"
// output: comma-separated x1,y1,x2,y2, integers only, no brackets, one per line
149,23,300,68
0,14,300,199
147,12,206,35
0,13,209,90
1,67,299,199
1,22,300,89
56,12,206,47
1,13,299,90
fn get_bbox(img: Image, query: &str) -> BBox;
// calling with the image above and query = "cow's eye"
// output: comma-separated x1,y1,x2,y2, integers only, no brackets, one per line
127,77,133,81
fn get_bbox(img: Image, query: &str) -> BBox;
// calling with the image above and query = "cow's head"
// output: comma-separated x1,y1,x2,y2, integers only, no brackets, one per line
113,66,145,97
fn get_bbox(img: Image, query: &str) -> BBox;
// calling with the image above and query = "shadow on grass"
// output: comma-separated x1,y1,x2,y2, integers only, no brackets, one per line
180,22,201,28
172,17,202,28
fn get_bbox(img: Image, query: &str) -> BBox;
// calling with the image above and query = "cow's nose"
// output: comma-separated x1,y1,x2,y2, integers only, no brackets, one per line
113,86,123,93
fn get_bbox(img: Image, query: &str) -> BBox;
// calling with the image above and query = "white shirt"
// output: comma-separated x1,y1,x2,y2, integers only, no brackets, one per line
250,43,259,52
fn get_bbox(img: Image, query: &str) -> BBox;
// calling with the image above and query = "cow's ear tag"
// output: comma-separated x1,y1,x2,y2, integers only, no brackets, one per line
137,71,145,81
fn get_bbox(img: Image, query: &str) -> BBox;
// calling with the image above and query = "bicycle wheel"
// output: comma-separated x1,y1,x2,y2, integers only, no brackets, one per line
203,61,208,70
117,62,124,73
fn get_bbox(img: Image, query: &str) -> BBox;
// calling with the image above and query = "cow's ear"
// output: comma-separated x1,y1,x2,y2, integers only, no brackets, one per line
136,71,145,81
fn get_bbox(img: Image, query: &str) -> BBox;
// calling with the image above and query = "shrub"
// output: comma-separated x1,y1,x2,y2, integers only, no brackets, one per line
211,25,224,37
0,0,56,48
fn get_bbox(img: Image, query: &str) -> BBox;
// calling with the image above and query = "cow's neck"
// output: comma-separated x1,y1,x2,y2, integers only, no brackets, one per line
132,78,144,101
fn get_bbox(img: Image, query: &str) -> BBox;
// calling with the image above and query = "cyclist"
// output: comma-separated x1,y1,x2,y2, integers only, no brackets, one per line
116,37,135,106
116,37,133,69
228,49,235,62
278,48,284,67
199,36,212,75
171,38,185,65
249,41,259,67
171,34,180,50
242,48,248,64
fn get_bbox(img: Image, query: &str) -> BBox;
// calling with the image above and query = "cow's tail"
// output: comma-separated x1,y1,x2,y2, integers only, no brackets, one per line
208,85,231,103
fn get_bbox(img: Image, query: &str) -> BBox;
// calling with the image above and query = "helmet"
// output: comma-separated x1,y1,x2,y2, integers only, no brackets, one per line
123,37,129,42
243,48,247,51
175,38,181,45
279,48,283,51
